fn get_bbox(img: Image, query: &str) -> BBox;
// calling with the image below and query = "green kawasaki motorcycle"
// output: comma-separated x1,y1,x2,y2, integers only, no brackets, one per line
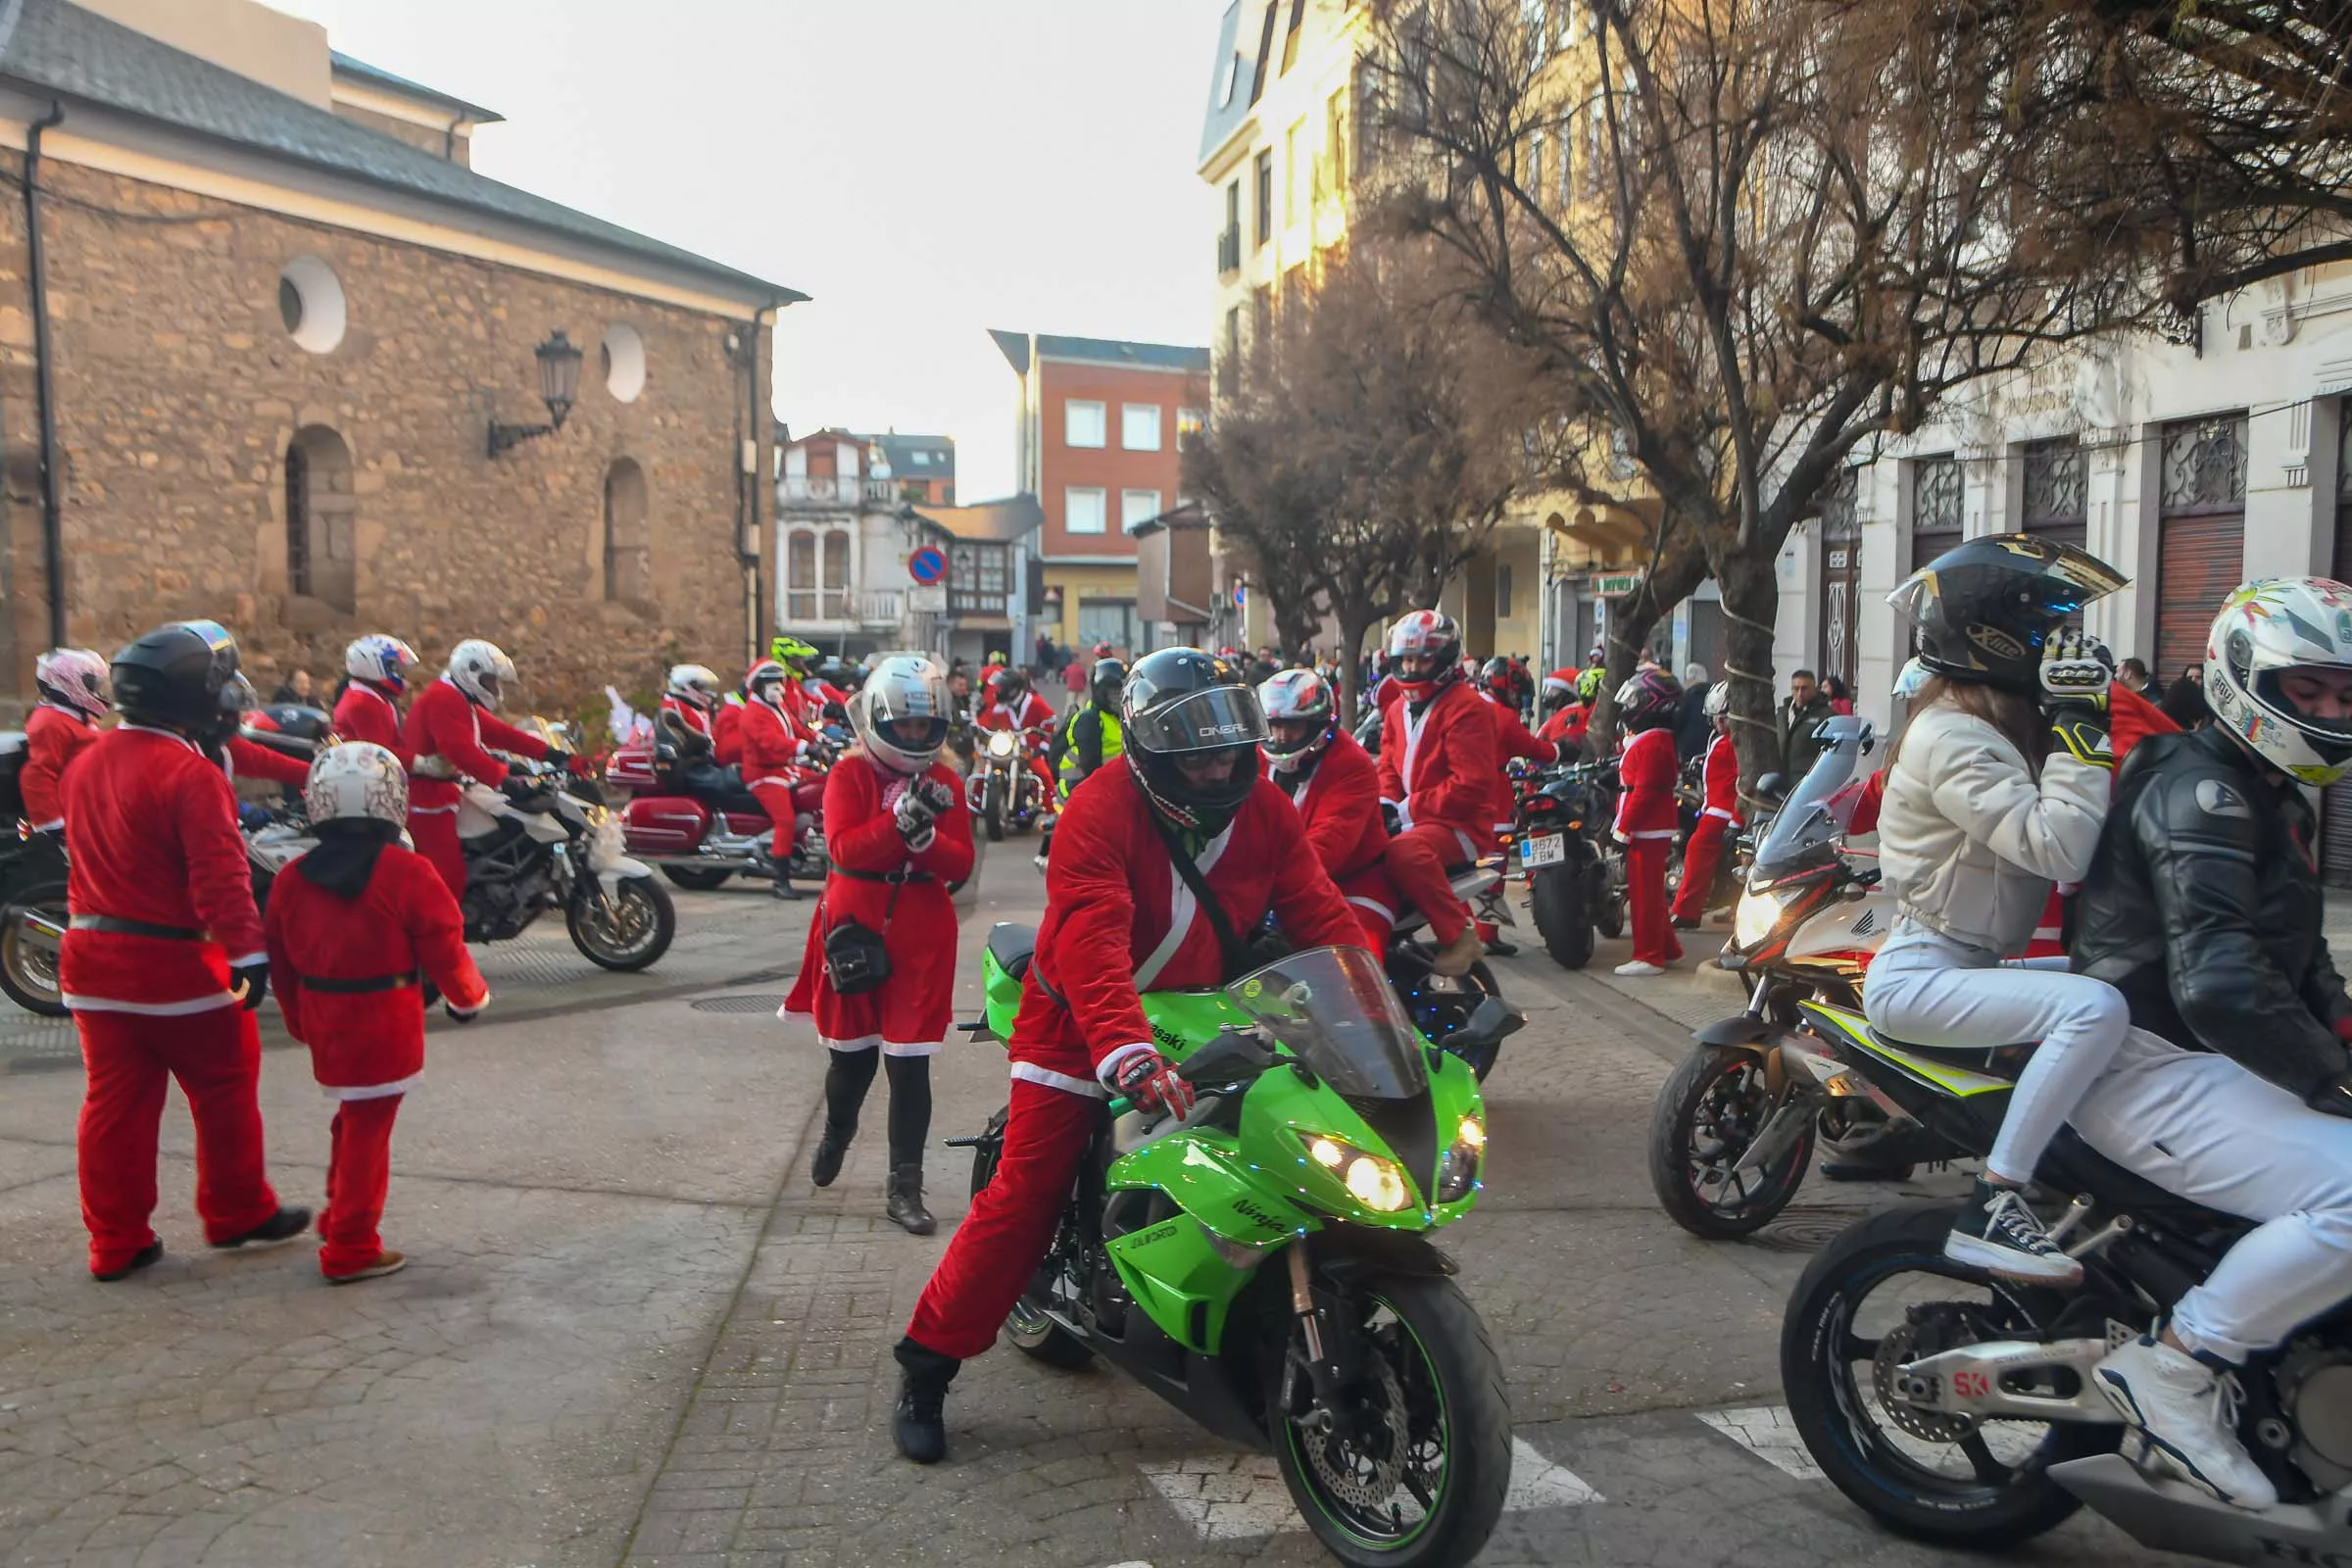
957,931,1511,1568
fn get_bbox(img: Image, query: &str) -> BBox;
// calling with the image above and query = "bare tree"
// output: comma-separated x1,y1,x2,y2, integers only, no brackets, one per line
1185,240,1538,719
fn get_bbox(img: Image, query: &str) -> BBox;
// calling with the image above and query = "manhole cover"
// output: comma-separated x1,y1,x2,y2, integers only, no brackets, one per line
1748,1209,1866,1254
689,995,790,1014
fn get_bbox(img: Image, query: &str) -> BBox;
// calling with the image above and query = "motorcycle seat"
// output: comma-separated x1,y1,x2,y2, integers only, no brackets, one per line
987,922,1037,981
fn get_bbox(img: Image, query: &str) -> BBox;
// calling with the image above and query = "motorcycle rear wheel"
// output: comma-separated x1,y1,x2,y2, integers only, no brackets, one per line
967,1105,1094,1369
566,874,676,971
660,866,734,892
1528,864,1593,970
0,885,69,1016
1268,1271,1511,1568
1647,1045,1813,1239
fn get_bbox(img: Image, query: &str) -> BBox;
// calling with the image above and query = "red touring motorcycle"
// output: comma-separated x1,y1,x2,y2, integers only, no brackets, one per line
606,734,829,892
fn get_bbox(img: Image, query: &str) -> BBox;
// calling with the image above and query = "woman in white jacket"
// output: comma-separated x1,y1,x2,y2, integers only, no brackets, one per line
1869,534,2131,1283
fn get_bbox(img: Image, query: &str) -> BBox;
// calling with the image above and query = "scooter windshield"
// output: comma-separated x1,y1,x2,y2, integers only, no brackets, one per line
1226,946,1430,1101
1752,714,1875,880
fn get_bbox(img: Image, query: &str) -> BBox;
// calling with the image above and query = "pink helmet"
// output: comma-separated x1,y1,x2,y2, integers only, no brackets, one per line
34,647,109,720
1614,666,1684,730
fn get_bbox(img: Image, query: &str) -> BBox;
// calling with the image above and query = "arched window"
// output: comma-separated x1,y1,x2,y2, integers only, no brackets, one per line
602,458,649,601
285,425,356,614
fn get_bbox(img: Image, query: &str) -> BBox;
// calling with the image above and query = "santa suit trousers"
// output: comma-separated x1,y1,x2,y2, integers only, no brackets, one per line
750,780,798,860
76,1006,280,1273
906,1078,1097,1361
409,809,466,900
1670,816,1731,924
1383,823,1475,946
1626,837,1683,967
320,1094,402,1277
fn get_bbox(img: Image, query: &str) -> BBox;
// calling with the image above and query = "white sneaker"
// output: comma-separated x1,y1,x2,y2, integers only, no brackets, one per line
2094,1337,2278,1510
1613,959,1666,977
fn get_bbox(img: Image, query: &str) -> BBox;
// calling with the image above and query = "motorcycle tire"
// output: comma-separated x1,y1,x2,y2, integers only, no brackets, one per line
1781,1202,2113,1548
1267,1271,1511,1568
1646,1045,1813,1239
660,866,735,892
566,874,676,971
0,884,69,1017
1528,864,1593,970
983,777,1006,844
1594,888,1625,942
967,1105,1093,1370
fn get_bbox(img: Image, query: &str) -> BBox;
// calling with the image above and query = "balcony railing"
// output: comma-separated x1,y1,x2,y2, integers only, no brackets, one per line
780,474,898,506
1216,225,1242,275
777,587,908,628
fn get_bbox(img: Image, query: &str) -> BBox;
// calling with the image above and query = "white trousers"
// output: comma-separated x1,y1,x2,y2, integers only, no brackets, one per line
2071,1029,2352,1364
1864,923,2129,1184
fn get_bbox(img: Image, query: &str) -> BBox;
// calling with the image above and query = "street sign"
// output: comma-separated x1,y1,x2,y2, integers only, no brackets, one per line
1234,582,1248,611
907,545,947,585
1592,571,1644,597
907,584,947,612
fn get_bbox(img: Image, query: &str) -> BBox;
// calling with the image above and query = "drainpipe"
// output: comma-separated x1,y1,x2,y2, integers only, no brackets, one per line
739,303,780,664
25,101,65,650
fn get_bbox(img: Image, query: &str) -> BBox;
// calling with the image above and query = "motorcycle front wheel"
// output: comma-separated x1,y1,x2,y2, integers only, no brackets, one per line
567,874,676,971
982,775,1006,843
1268,1271,1511,1568
0,884,69,1016
1528,863,1593,970
1647,1044,1815,1239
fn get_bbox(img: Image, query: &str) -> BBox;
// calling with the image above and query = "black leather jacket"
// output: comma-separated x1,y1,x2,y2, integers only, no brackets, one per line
2072,725,2352,1099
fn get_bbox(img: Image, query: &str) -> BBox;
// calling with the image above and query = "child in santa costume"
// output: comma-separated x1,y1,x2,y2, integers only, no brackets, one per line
782,655,973,1235
265,743,488,1283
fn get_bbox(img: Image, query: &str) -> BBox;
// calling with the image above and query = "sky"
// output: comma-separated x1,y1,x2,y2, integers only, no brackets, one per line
265,0,1233,502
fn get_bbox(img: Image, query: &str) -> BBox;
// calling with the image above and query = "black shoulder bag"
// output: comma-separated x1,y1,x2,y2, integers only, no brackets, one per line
820,873,905,996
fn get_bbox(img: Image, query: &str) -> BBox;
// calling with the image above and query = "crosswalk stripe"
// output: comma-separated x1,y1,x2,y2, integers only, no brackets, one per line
1138,1436,1601,1540
1695,1403,1825,1480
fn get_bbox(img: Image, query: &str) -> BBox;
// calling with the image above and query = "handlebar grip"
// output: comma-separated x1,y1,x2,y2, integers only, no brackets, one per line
1105,1095,1134,1117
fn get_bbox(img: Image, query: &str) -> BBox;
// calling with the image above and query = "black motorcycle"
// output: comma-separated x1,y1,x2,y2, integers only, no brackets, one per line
1514,757,1623,968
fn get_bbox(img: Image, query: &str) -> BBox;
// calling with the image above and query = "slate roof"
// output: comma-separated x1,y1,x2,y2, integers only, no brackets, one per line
329,50,503,125
861,432,955,478
912,495,1044,544
1198,1,1255,167
989,329,1210,376
0,0,800,302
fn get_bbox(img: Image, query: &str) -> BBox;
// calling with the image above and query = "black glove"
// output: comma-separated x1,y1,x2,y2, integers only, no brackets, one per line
444,999,482,1025
913,776,957,815
2041,632,2115,770
1381,800,1403,836
2311,1070,2352,1119
893,787,940,843
499,774,544,807
230,956,269,1012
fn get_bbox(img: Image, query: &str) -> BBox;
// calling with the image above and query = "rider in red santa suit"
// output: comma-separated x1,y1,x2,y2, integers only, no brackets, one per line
782,656,972,1236
265,742,489,1283
1376,612,1494,978
977,666,1059,808
18,648,109,848
1670,682,1741,930
738,660,812,902
61,621,310,1280
1260,667,1397,955
1612,665,1686,975
890,650,1360,1464
401,640,561,901
331,636,418,766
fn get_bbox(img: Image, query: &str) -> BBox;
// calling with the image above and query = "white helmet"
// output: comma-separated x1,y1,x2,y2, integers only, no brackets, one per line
2204,577,2352,786
743,660,790,708
851,654,953,774
34,647,109,720
1702,680,1731,719
666,663,722,711
1257,667,1337,775
304,741,409,827
446,639,515,710
345,634,419,691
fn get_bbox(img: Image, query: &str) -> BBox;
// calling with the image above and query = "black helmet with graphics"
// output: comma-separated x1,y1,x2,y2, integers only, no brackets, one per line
1887,533,2127,692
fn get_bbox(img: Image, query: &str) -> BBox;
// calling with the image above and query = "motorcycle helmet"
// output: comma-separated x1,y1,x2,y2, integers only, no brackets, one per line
304,741,410,828
1702,680,1732,720
1614,666,1683,730
446,639,516,711
996,667,1031,701
345,635,419,692
1122,648,1267,834
1887,533,2127,692
112,619,254,743
1257,667,1337,777
768,635,818,674
744,660,790,708
1892,657,1932,701
852,654,954,774
1481,656,1515,699
34,647,109,720
666,663,721,712
1093,641,1114,660
1090,657,1126,708
2203,577,2352,786
1386,611,1462,700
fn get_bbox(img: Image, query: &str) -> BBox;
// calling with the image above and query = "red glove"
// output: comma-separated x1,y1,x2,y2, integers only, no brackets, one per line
1112,1050,1197,1119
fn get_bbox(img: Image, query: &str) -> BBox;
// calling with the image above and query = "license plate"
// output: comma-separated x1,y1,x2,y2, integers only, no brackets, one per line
1521,832,1565,867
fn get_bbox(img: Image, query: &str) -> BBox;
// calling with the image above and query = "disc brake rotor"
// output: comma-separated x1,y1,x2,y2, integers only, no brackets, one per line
1873,1320,1977,1444
1297,1348,1414,1512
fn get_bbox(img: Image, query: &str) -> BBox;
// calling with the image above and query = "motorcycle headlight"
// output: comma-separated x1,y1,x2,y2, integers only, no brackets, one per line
1299,1133,1414,1212
987,731,1017,759
1436,1115,1486,1203
1733,885,1795,951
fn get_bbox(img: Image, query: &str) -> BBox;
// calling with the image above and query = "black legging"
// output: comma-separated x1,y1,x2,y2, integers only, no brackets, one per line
822,1050,933,1167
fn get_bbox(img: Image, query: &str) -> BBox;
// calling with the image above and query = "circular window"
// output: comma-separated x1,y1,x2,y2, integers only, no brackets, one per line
601,322,646,403
276,256,346,354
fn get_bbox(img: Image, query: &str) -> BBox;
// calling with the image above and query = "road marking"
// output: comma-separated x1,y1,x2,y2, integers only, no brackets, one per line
1696,1403,1824,1479
1138,1437,1600,1540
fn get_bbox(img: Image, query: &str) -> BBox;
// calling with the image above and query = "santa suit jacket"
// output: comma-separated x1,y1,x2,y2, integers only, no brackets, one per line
1377,679,1499,852
331,682,411,766
265,843,489,1096
225,734,312,789
1478,690,1558,831
979,691,1054,732
20,703,98,830
1283,730,1401,930
1011,762,1360,1093
711,698,744,766
738,699,805,784
1614,725,1681,838
59,726,263,1013
1698,732,1741,825
401,678,549,811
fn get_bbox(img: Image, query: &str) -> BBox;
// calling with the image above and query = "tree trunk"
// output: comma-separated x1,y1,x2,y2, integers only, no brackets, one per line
1337,607,1378,726
1585,534,1708,759
1710,542,1785,809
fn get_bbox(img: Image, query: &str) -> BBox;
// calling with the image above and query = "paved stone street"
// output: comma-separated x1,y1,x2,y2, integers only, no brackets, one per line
0,858,2180,1567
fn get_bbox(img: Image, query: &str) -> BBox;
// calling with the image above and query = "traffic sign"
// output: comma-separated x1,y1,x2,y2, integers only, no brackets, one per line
908,546,947,585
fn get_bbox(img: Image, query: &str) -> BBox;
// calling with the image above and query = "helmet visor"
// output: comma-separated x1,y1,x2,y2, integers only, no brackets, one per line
1126,685,1269,755
864,662,953,752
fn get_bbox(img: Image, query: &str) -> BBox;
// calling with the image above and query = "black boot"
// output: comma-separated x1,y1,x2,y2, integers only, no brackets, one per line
886,1163,935,1236
770,862,801,901
892,1336,959,1464
810,1124,854,1188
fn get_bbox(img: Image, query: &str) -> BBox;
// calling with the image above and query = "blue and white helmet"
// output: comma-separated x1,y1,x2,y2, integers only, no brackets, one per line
2204,577,2352,786
345,634,419,691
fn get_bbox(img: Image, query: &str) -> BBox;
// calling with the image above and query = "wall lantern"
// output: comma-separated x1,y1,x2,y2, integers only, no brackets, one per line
487,329,585,457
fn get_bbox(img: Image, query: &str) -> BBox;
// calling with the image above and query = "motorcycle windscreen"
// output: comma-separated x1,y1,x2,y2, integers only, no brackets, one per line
1751,714,1875,881
1226,946,1429,1101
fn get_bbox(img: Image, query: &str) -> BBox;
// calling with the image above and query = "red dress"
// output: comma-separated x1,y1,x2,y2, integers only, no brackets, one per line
1285,731,1398,954
20,703,99,830
1616,725,1683,965
332,681,410,766
783,752,974,1053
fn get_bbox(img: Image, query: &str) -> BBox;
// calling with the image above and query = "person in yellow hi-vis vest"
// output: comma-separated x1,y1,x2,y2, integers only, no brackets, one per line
1036,658,1124,868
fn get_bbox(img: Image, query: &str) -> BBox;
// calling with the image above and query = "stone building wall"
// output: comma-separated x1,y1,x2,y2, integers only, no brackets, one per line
0,154,774,726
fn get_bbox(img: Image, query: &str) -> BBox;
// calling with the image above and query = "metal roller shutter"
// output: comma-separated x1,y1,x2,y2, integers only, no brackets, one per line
2155,513,2243,687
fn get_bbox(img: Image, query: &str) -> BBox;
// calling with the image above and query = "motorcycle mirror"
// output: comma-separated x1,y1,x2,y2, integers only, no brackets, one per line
1753,771,1787,803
